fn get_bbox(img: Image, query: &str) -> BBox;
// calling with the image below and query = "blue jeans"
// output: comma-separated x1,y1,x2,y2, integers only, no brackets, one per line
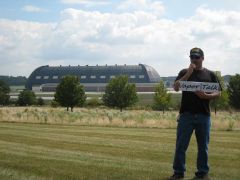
173,112,211,175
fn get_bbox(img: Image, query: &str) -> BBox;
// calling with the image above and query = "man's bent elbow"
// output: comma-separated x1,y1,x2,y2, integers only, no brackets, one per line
173,81,180,92
174,86,180,92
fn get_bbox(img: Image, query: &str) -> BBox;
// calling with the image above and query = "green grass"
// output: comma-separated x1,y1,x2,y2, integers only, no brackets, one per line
10,86,25,92
0,122,239,180
9,91,182,107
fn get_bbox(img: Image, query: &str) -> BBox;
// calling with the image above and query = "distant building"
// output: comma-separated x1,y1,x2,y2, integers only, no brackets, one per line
26,64,161,92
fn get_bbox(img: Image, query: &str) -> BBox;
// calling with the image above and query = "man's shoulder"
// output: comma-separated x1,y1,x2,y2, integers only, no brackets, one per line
202,67,213,72
175,69,188,81
179,68,188,74
202,68,216,76
202,68,220,83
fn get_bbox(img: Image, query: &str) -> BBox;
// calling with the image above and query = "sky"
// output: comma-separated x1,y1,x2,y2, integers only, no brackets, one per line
0,0,240,77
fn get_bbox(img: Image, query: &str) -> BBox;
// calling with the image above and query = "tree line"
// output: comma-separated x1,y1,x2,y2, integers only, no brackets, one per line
0,76,27,86
0,74,240,112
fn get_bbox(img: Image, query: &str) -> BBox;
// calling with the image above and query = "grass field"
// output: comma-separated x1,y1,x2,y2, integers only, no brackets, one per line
0,122,239,180
0,107,239,130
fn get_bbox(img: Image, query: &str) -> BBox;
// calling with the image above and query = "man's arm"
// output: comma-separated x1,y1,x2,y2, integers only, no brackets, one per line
195,91,221,100
195,70,222,100
174,63,196,91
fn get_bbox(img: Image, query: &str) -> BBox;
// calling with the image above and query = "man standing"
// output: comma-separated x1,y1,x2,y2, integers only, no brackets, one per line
168,48,221,180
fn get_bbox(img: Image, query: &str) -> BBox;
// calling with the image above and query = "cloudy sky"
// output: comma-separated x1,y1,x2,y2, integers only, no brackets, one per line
0,0,239,77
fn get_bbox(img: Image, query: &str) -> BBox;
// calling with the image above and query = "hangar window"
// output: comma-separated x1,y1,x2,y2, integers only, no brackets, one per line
130,75,136,79
100,75,106,79
110,75,115,79
81,75,86,79
52,76,58,79
44,76,49,79
91,75,96,79
36,76,41,79
139,75,145,79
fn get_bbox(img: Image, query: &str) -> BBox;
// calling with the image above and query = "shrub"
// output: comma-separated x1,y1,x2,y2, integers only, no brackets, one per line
37,97,44,106
86,97,102,107
51,100,59,108
17,90,36,106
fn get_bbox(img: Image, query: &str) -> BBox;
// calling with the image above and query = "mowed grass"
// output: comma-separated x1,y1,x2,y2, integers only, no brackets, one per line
0,122,239,180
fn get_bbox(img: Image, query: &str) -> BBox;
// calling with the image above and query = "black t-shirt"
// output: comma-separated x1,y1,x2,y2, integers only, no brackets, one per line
176,68,221,116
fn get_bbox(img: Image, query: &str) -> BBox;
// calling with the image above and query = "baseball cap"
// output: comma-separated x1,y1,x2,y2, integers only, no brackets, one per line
190,47,204,57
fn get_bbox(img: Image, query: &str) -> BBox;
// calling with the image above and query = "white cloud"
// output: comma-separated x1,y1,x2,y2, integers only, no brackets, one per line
0,19,54,76
0,6,240,77
180,7,240,75
61,0,110,6
22,5,48,13
118,0,165,17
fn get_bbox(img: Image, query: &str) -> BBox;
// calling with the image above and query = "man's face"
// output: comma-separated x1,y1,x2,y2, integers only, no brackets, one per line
190,54,204,67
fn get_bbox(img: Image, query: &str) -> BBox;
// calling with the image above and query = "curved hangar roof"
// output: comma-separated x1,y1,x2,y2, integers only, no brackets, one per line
26,64,160,89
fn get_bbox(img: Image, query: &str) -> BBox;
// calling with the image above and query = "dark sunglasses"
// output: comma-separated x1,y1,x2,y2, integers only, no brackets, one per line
190,55,201,60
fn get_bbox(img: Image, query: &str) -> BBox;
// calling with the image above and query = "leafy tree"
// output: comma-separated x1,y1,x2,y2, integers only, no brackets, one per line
153,80,171,114
0,80,10,105
211,72,230,114
103,75,138,112
54,75,86,112
227,74,240,109
17,90,36,106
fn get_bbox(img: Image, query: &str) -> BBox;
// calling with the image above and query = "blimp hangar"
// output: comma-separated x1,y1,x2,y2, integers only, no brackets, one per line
26,64,161,92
